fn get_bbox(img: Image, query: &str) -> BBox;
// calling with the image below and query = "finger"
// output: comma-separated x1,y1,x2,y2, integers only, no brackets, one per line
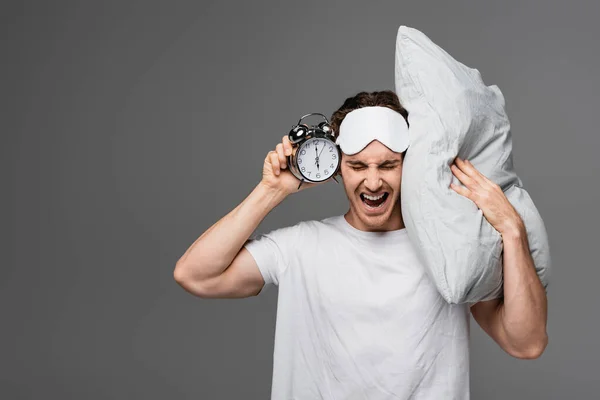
456,158,488,186
282,135,293,156
450,182,473,200
269,151,280,175
451,163,479,189
276,143,287,169
463,159,499,189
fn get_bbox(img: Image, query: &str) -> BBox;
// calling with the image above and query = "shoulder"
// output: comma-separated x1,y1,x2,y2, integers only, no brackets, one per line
287,216,342,234
251,215,343,241
300,215,345,234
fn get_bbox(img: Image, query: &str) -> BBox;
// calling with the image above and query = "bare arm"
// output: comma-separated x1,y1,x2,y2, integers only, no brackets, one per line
471,221,548,359
173,183,287,293
174,135,319,298
450,157,548,359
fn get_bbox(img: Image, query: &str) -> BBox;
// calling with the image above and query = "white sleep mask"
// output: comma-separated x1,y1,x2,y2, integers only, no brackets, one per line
335,106,409,155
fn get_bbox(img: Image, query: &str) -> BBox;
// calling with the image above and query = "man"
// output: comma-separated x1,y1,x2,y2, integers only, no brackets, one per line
174,90,548,399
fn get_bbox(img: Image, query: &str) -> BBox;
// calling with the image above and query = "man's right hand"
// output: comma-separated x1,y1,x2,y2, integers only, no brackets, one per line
260,135,322,196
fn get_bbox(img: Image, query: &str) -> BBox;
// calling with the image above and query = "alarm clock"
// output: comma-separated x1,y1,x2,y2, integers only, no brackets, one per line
287,113,341,190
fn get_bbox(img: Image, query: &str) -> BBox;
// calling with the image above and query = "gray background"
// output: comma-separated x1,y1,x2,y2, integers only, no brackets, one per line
3,0,599,398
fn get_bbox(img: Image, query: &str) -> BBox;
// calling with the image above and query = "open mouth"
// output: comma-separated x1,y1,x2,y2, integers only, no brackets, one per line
360,192,389,210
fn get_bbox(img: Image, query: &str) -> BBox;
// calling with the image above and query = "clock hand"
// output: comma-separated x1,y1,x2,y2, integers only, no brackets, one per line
318,142,326,158
315,144,319,170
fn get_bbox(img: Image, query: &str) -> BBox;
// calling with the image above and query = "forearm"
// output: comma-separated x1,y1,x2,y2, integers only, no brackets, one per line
174,183,287,282
498,221,548,355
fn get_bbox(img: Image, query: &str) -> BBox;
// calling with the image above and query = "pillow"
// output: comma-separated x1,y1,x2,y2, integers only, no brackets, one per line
394,25,551,304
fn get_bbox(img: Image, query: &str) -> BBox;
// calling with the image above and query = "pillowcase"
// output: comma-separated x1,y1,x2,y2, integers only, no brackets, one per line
394,25,551,304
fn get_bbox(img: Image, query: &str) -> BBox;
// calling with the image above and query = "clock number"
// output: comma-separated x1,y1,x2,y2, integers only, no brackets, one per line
316,173,321,179
298,158,302,164
301,166,306,172
300,149,306,156
330,163,335,168
307,171,311,176
324,170,329,175
329,146,333,152
331,154,336,159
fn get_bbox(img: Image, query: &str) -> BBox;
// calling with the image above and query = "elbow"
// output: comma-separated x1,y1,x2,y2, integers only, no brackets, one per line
173,262,211,298
173,262,196,290
508,333,549,360
173,263,187,284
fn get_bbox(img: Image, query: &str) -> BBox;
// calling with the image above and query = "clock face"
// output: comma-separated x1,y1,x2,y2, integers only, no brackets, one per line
296,137,340,182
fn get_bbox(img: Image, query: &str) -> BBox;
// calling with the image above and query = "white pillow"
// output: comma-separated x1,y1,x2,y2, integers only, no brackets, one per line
395,26,551,304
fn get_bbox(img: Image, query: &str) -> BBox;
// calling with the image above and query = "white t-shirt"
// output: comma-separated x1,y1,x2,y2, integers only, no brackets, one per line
244,215,470,400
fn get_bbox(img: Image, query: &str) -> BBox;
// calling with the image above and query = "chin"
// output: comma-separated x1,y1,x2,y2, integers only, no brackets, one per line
358,211,393,229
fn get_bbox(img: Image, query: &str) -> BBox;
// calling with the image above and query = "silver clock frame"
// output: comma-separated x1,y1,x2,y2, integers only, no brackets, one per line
287,113,341,190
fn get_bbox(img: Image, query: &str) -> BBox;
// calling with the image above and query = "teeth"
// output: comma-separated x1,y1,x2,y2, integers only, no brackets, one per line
363,193,385,201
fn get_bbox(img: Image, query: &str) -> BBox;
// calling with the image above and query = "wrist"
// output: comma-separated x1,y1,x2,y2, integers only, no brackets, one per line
256,181,289,204
498,217,526,240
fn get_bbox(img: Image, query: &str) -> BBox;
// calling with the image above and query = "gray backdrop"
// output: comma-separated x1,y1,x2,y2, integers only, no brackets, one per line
3,0,599,398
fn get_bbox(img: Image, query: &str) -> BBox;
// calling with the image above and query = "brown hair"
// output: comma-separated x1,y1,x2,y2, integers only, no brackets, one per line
329,90,409,141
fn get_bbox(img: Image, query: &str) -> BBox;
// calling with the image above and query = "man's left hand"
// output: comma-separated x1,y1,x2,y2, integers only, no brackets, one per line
449,157,523,235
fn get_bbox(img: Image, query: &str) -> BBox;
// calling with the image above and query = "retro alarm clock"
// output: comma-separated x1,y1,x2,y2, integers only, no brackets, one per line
287,113,341,190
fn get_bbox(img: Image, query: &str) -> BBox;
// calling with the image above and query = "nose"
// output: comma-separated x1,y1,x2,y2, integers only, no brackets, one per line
364,167,383,192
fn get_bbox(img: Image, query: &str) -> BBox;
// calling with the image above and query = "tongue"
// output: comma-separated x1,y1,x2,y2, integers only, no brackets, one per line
364,196,385,207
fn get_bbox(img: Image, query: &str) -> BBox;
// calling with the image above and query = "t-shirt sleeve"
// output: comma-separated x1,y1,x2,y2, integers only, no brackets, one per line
243,223,300,291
